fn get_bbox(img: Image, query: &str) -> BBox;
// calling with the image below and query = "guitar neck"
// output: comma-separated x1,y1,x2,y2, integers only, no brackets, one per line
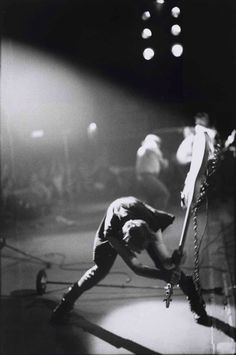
178,204,192,253
178,131,209,254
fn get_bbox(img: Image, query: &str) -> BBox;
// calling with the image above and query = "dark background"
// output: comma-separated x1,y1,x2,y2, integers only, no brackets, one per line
1,0,235,134
1,0,235,221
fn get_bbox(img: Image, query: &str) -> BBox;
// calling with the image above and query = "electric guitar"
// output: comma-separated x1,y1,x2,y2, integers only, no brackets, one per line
164,131,210,307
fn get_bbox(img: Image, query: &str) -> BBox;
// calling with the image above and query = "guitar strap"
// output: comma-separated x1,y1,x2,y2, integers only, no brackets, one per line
164,132,224,307
192,206,201,294
191,137,223,296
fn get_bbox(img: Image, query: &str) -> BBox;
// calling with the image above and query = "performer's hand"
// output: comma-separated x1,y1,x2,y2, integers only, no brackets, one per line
171,249,186,266
180,190,187,208
170,267,181,285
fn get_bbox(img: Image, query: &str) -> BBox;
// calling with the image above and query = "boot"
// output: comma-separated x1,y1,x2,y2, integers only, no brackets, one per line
179,275,212,326
51,283,80,324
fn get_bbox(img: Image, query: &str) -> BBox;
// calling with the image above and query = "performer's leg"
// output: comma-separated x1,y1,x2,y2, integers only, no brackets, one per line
178,272,211,324
146,244,164,270
146,247,211,325
51,241,117,323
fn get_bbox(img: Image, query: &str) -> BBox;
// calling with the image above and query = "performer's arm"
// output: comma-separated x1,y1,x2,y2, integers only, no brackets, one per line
107,235,164,279
149,229,176,270
149,229,185,268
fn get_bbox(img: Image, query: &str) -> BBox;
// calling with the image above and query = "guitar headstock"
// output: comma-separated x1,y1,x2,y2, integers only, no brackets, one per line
164,283,173,308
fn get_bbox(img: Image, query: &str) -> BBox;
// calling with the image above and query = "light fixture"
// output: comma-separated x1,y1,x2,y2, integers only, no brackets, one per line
171,44,183,57
87,122,97,139
171,6,181,18
141,11,151,21
171,24,181,36
88,122,97,131
143,48,155,60
141,28,152,39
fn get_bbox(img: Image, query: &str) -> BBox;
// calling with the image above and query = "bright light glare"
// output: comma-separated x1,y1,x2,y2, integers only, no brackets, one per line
1,40,95,138
87,122,97,140
171,44,183,57
171,6,181,18
88,122,97,132
171,24,181,36
141,28,152,39
31,130,44,138
143,48,155,60
142,11,151,21
156,0,165,4
90,300,215,354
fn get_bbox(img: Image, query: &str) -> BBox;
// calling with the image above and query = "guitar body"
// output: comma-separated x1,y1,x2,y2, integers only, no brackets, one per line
164,131,210,307
178,131,210,251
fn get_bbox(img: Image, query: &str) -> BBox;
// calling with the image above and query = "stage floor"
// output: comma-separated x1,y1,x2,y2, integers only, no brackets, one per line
0,197,235,354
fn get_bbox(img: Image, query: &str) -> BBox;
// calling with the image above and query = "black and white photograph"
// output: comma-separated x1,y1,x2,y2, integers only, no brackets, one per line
0,0,235,354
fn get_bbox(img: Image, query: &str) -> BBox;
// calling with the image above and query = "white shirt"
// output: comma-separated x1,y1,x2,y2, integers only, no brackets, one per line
195,124,217,159
176,124,217,165
136,141,168,175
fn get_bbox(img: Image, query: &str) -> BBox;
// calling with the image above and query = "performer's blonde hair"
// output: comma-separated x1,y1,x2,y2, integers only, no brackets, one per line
142,134,161,146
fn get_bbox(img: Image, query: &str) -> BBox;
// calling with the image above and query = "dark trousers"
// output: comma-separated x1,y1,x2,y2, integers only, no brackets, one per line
65,238,196,302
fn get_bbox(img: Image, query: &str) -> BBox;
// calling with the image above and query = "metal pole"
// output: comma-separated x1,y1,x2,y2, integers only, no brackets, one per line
62,132,72,203
0,238,6,297
0,244,1,297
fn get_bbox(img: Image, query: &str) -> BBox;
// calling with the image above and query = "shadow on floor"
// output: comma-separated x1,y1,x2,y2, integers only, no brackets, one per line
1,291,161,355
0,291,88,355
0,290,235,355
41,298,161,354
210,316,236,341
65,313,161,355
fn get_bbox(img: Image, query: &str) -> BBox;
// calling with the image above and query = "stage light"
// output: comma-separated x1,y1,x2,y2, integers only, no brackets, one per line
143,48,155,60
156,0,165,4
31,130,44,138
171,6,181,18
88,122,97,132
141,28,152,39
141,11,151,21
87,122,98,140
171,24,181,36
171,43,183,57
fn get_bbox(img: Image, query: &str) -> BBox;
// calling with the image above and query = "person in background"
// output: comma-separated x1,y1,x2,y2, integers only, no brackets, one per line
51,196,211,326
175,112,220,205
176,126,195,167
136,134,170,210
176,112,218,168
